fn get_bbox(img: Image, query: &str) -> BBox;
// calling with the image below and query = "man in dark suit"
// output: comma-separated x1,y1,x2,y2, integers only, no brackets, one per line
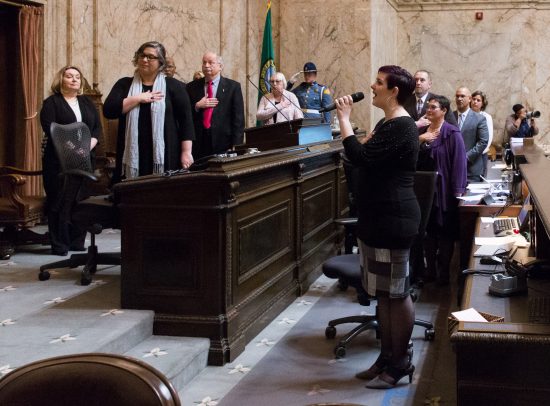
186,51,244,160
454,86,489,182
404,70,458,127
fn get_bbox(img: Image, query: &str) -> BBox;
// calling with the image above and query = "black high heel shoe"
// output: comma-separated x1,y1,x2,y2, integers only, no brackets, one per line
355,341,414,380
365,363,415,389
355,354,390,380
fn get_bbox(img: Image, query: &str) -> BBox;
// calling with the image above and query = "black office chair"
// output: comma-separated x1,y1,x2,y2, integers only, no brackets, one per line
38,122,119,286
323,170,437,358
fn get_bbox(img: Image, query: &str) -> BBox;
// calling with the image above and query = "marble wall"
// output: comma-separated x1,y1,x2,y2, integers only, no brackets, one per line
43,0,267,126
39,0,549,146
396,3,550,146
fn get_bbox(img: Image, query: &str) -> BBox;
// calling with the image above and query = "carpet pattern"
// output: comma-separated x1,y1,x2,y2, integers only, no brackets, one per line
186,276,456,406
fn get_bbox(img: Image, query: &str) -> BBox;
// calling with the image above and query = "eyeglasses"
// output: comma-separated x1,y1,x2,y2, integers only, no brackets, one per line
269,79,282,84
139,53,159,61
426,105,441,111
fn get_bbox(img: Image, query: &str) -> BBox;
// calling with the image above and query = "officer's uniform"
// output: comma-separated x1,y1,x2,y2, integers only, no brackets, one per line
288,62,333,123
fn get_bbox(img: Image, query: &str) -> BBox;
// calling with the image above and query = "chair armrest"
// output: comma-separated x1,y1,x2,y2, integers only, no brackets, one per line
62,169,99,182
334,217,358,226
0,166,42,177
0,173,30,211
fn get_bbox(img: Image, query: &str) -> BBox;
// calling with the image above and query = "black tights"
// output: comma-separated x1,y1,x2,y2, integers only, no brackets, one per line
376,294,414,368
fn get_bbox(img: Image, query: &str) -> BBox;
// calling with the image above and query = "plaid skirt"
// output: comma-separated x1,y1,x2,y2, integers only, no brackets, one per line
359,240,411,299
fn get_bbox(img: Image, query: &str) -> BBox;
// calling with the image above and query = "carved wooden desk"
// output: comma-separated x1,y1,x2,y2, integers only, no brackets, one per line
452,144,550,405
114,141,348,365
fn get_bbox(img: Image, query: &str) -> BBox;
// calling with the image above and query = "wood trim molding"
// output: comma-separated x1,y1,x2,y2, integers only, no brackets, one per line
387,0,550,11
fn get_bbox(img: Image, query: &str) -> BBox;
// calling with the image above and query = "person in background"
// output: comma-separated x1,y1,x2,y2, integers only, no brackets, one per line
40,65,101,256
504,103,539,142
164,57,177,78
256,72,303,125
470,90,493,175
186,51,245,160
103,41,195,184
418,95,467,286
335,65,419,389
404,70,458,128
286,61,332,123
453,87,489,182
192,71,204,81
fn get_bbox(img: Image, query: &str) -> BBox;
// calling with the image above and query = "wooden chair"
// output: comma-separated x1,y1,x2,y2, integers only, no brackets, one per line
0,166,48,259
0,353,181,405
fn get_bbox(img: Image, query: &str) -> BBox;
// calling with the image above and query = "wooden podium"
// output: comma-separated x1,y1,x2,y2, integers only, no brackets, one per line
243,118,332,151
114,140,349,365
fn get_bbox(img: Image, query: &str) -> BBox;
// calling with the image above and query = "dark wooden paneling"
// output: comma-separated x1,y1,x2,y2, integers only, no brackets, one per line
116,140,346,365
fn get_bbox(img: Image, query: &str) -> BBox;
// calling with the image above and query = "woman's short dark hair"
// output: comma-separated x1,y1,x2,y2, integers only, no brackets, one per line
132,41,167,71
378,65,415,105
50,65,84,95
472,90,488,111
427,94,451,114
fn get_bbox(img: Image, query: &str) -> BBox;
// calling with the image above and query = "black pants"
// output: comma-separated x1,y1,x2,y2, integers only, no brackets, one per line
43,154,87,254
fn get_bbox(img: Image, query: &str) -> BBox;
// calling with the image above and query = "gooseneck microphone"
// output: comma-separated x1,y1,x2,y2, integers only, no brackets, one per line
246,75,291,123
319,92,365,113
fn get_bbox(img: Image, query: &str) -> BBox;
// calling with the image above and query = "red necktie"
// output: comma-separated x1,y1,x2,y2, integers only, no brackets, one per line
203,81,213,129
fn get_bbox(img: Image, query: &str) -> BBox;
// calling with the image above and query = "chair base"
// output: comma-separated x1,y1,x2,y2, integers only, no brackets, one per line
39,243,120,286
325,314,379,359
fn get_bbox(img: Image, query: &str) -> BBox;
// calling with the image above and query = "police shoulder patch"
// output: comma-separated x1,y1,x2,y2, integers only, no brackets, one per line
323,88,331,95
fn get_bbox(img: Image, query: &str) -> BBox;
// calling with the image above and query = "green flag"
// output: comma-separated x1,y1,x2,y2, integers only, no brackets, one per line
257,0,276,125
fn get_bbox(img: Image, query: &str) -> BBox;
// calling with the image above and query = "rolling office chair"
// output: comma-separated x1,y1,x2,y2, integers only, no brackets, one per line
38,122,119,286
0,353,181,405
323,170,437,358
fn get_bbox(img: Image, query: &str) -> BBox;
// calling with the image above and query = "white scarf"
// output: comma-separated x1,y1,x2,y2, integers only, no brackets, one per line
122,72,166,179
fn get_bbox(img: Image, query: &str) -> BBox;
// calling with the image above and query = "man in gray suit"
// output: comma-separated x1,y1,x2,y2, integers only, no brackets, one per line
454,87,489,182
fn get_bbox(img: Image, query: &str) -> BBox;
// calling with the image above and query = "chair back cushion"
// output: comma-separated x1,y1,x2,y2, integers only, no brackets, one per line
0,353,181,406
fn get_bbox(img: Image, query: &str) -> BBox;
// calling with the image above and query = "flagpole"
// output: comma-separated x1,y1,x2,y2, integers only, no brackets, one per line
257,0,276,126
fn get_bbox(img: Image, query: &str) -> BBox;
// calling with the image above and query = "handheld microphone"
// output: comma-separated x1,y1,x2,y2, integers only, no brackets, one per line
247,75,291,124
319,92,365,113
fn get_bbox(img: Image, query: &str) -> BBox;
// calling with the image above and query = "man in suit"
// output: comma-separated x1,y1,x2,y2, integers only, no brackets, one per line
404,70,457,127
454,86,489,182
186,51,244,160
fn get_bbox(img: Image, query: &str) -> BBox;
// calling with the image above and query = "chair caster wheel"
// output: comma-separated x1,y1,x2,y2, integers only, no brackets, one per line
325,326,336,339
81,274,92,286
334,345,346,359
425,328,435,341
38,271,50,281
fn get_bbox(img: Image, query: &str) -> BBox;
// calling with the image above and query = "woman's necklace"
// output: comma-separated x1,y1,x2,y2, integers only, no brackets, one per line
64,96,78,107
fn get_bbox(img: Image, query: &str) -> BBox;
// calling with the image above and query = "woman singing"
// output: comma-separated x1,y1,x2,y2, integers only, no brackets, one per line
335,65,420,389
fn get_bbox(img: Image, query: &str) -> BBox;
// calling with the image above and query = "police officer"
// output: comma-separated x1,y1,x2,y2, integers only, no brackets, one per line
287,62,332,123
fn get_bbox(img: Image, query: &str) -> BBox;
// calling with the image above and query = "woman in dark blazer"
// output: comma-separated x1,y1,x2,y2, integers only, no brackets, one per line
39,65,101,256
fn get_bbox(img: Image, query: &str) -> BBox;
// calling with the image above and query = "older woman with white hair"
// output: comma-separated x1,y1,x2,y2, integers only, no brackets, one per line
256,72,303,125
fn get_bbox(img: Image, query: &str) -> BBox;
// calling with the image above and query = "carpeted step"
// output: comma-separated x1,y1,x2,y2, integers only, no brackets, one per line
123,335,210,391
0,307,154,369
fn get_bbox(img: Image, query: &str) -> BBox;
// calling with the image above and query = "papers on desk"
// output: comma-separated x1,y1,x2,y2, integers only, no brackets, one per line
510,137,524,144
451,308,488,323
492,163,508,169
467,183,491,191
474,233,529,256
457,194,485,203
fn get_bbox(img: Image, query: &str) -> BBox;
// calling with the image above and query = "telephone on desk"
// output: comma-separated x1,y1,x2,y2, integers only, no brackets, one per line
488,258,550,297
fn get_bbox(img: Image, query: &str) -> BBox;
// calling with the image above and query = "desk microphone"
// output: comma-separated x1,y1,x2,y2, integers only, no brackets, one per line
246,75,292,124
319,92,365,113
